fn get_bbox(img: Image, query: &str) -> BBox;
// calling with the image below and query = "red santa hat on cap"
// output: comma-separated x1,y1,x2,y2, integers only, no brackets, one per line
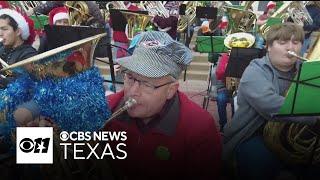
0,8,35,44
0,1,10,9
49,6,69,25
267,1,276,10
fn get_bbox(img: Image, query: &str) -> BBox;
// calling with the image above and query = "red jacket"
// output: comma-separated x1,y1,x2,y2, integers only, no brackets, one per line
104,91,222,179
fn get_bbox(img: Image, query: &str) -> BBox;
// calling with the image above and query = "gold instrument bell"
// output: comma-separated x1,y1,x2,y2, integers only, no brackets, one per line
65,1,91,25
1,31,106,79
119,10,153,40
224,32,255,49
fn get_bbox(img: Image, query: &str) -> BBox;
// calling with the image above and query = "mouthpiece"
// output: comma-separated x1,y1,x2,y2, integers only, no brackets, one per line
105,97,137,125
124,97,137,110
287,51,296,57
287,51,308,61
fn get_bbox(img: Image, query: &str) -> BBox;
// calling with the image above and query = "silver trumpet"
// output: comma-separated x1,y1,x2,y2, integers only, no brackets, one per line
287,51,309,62
105,97,137,124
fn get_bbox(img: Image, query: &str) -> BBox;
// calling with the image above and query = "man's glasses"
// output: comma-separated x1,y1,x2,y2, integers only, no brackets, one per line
123,72,174,93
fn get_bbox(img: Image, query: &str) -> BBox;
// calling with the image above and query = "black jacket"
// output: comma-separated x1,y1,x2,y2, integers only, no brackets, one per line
0,43,37,88
0,43,38,66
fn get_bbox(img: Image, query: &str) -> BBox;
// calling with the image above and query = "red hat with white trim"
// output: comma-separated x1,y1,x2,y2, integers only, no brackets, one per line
267,1,276,10
0,8,35,44
48,6,69,25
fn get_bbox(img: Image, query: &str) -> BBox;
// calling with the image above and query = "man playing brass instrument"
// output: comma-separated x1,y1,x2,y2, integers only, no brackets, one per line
103,31,222,179
223,23,320,180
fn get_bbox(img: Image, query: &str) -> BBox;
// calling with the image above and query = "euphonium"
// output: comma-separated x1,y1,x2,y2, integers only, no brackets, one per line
263,51,320,166
288,2,313,26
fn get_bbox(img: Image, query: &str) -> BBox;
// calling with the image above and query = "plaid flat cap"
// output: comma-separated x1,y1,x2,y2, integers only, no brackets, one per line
116,31,193,79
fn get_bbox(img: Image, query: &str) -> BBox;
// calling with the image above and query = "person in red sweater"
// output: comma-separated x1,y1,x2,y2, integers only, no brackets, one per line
103,31,222,179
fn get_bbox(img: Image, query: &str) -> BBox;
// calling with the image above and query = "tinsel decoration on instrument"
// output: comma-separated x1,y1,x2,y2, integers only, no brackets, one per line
33,67,111,132
0,70,35,122
0,70,35,145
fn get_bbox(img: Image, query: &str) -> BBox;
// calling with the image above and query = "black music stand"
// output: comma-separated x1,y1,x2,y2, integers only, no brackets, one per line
195,7,221,109
225,47,266,78
45,25,105,49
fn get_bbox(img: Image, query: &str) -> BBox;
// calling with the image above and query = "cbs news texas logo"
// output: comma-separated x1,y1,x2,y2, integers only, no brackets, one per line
16,127,53,164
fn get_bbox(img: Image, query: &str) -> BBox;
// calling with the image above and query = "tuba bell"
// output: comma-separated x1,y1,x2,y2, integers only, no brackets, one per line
263,121,320,165
120,10,153,40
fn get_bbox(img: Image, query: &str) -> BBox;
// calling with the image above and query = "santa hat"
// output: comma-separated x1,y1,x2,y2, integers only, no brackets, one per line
0,1,10,9
267,1,276,10
49,7,69,25
0,8,35,44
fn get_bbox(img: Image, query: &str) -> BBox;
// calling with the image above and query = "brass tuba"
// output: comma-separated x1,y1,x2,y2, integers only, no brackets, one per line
263,52,320,166
105,1,127,10
120,10,153,40
263,121,320,165
140,1,170,18
8,1,43,14
101,1,127,24
177,1,199,33
65,1,90,25
224,1,256,34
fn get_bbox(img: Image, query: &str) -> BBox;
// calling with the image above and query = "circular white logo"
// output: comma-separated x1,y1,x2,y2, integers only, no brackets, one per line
60,131,69,141
141,40,162,48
